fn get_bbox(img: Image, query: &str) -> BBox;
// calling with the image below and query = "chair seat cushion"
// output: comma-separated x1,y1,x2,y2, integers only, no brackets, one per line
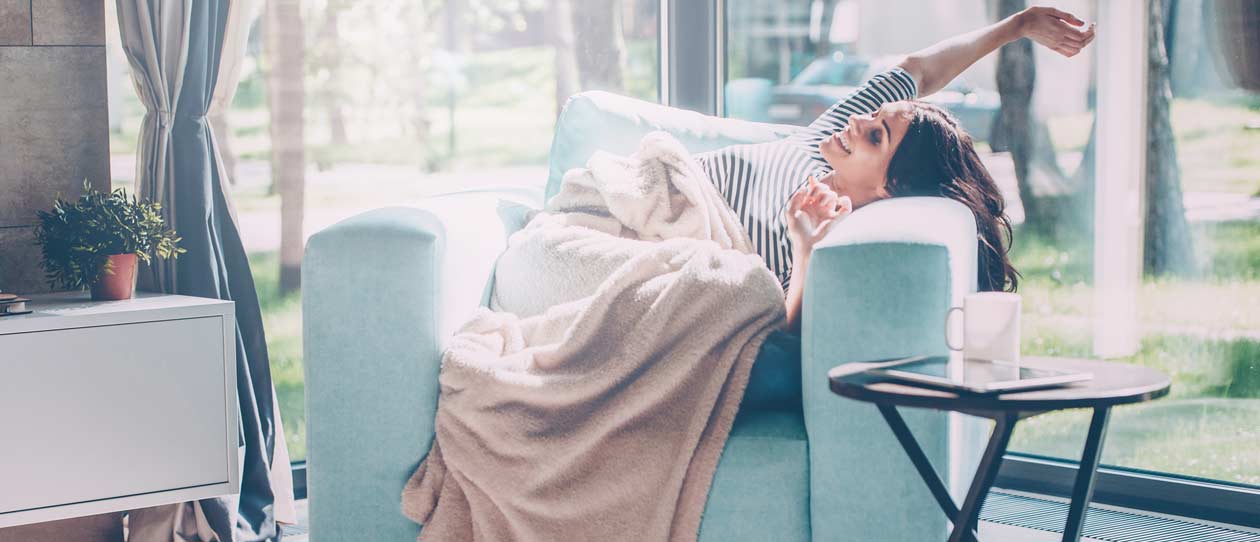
700,409,809,542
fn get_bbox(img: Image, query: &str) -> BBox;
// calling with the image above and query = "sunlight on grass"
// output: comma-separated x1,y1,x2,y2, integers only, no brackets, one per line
1044,98,1260,195
1013,398,1260,486
1008,220,1260,485
249,251,306,461
1045,111,1094,152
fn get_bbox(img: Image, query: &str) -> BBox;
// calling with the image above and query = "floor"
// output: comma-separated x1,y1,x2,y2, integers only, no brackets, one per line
980,521,1104,542
280,499,308,540
279,499,1092,542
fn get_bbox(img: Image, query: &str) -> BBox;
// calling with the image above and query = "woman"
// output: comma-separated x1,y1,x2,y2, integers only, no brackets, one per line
694,6,1096,332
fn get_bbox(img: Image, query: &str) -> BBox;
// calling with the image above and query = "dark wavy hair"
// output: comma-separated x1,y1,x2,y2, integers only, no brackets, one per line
885,101,1019,293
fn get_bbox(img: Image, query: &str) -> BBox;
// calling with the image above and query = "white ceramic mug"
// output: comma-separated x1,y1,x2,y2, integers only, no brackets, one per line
945,292,1021,362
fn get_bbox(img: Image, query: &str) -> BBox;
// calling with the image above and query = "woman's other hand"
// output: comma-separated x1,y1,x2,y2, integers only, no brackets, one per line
1019,6,1096,57
786,175,853,251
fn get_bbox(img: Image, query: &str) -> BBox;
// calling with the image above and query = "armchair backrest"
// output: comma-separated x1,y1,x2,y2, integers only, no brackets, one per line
546,91,798,202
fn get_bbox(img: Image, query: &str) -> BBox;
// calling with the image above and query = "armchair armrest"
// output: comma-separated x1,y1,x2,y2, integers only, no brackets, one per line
801,197,978,541
302,189,539,541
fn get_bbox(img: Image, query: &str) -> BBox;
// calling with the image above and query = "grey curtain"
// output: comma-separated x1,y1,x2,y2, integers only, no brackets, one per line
116,1,287,540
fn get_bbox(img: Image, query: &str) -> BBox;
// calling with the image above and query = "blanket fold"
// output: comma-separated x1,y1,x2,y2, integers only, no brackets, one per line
402,131,785,542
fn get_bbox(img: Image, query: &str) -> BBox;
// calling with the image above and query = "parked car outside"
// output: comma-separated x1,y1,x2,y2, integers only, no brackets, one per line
761,53,1000,142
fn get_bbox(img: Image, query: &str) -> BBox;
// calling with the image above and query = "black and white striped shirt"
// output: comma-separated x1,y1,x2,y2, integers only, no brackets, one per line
695,67,919,290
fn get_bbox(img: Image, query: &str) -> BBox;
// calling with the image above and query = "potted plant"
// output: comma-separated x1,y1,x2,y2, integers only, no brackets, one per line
34,181,185,301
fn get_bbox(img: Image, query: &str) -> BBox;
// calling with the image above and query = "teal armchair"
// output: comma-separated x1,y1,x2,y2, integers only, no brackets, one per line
303,91,982,541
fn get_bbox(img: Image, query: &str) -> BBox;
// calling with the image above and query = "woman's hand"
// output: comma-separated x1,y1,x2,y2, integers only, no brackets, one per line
786,175,852,252
784,175,850,333
1017,6,1096,58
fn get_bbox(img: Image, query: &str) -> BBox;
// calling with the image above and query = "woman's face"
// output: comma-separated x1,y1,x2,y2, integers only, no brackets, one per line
818,101,916,208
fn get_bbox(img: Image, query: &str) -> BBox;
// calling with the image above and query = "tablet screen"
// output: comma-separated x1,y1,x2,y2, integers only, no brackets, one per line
885,357,1079,387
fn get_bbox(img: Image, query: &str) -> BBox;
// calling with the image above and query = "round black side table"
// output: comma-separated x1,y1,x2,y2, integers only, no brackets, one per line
828,356,1170,542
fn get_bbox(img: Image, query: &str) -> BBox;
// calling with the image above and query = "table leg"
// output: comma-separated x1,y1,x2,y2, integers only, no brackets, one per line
1062,407,1111,542
877,404,979,542
877,405,960,513
948,413,1018,542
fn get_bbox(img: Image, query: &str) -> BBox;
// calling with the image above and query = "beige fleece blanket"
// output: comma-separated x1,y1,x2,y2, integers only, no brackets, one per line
401,132,786,542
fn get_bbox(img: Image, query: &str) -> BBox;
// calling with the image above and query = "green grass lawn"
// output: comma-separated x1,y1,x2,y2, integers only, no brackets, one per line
1045,98,1260,195
248,251,306,461
1007,220,1260,485
1168,99,1260,196
1012,398,1259,485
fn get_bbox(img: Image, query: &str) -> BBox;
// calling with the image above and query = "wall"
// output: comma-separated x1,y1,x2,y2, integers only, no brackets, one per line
0,0,109,294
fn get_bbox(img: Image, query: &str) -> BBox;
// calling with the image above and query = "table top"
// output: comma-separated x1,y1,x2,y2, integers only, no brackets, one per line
829,356,1171,414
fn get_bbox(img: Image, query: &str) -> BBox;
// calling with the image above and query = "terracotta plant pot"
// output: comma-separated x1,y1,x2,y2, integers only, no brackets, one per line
90,253,139,301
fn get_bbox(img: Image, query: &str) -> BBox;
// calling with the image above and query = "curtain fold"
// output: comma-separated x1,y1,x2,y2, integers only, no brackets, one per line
208,0,259,229
207,0,296,527
116,0,292,540
116,0,188,292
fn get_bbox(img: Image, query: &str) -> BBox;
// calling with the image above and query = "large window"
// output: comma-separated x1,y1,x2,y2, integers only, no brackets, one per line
107,0,660,463
1005,0,1259,488
105,0,1256,512
724,0,1257,496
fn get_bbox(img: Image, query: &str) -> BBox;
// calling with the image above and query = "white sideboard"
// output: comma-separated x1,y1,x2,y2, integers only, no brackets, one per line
0,292,239,528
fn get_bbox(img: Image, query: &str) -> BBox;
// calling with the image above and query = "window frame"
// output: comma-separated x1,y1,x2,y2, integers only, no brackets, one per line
998,454,1260,528
293,461,307,500
662,0,724,114
663,0,1260,529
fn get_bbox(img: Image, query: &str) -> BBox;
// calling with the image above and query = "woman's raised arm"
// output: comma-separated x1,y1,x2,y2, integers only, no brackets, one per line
898,6,1096,97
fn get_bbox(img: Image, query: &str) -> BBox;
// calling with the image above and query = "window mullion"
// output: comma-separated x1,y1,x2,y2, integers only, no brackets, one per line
664,0,720,114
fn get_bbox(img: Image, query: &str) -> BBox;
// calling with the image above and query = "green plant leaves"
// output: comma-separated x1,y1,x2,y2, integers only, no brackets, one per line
33,180,186,290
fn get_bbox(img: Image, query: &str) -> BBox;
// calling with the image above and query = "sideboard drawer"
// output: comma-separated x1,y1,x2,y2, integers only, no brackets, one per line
0,316,231,515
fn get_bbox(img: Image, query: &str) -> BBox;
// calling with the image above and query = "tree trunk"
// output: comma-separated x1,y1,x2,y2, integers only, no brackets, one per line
209,112,237,185
1144,0,1195,276
571,0,626,92
1068,117,1097,231
406,2,431,170
267,0,306,293
993,0,1044,232
549,0,580,117
328,101,348,147
320,2,349,146
992,0,1073,235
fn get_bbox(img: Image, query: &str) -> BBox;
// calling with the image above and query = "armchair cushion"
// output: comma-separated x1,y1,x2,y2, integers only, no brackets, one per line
700,410,809,542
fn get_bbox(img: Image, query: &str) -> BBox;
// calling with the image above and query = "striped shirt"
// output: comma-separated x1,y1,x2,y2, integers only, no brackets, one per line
695,67,918,290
